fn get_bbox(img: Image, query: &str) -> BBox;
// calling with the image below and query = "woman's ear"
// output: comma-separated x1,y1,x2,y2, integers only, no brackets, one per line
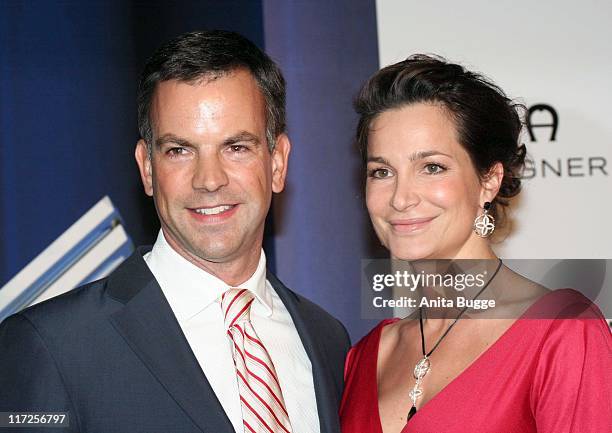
480,162,504,204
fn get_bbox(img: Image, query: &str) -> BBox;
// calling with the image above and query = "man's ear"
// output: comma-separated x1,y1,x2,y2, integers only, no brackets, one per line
480,162,504,204
135,139,153,197
271,133,291,193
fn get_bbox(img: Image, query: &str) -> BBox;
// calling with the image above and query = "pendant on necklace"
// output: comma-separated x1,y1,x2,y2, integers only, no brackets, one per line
407,356,430,422
413,356,430,380
407,405,417,421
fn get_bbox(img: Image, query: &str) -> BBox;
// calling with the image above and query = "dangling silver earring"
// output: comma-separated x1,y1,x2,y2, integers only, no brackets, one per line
473,202,495,237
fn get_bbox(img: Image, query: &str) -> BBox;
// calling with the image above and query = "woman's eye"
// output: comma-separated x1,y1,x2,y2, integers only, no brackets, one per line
368,168,392,179
424,163,445,174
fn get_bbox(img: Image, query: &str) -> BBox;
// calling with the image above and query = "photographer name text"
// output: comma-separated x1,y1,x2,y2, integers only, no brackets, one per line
373,296,496,310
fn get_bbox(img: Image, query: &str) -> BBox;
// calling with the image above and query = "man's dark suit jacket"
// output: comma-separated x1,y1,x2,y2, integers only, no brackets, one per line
0,248,351,433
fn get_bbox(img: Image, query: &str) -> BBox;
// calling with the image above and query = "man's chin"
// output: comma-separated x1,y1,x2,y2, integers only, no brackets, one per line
163,231,236,264
187,244,238,264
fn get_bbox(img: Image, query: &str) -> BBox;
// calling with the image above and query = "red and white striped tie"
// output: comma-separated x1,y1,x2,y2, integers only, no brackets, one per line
221,288,293,433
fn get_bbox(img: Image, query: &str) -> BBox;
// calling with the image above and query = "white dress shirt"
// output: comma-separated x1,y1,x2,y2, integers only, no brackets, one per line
143,231,320,433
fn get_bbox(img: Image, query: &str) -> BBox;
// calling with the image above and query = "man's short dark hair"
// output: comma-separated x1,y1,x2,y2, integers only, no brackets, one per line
137,30,286,151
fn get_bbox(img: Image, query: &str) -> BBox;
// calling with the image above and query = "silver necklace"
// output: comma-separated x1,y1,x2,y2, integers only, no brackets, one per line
407,259,503,422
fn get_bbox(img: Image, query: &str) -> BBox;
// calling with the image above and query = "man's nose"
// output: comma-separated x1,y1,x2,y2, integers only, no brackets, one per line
391,175,420,211
192,153,229,192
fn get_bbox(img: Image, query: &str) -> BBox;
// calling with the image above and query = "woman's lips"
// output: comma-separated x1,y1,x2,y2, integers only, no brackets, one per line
389,217,436,233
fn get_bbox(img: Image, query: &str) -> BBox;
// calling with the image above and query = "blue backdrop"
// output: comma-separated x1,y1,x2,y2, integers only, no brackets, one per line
0,0,379,340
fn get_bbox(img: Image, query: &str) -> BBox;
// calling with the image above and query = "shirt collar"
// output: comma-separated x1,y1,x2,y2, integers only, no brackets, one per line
144,230,273,322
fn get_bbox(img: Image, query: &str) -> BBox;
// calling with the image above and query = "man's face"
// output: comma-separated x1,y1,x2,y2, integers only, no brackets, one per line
135,70,289,277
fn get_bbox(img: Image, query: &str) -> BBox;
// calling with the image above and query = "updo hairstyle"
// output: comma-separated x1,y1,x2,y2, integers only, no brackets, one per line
355,54,527,230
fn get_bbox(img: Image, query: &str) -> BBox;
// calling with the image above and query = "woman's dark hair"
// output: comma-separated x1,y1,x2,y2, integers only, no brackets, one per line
355,54,526,228
137,30,286,151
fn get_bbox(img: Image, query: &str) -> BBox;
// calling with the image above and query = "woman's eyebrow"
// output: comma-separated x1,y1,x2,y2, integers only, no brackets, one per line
408,150,452,161
367,156,391,165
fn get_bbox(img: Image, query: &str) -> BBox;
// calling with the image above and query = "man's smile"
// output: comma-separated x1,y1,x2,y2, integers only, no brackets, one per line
192,204,236,215
188,204,239,222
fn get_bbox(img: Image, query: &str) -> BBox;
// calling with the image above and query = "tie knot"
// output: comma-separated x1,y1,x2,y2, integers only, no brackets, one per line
221,288,255,330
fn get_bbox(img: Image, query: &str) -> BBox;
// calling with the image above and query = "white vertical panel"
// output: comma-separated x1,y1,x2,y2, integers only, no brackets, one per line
376,0,612,259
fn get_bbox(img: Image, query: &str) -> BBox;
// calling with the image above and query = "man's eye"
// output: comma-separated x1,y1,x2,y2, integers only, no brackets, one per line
368,168,392,179
424,163,446,174
229,144,248,153
167,147,188,156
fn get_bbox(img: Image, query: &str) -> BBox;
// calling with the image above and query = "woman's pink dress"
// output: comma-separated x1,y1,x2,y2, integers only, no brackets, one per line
340,289,611,433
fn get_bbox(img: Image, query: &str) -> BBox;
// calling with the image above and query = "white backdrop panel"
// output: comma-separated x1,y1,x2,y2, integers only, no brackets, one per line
376,0,612,259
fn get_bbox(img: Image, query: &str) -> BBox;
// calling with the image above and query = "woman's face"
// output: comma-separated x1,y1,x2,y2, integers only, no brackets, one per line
366,102,496,260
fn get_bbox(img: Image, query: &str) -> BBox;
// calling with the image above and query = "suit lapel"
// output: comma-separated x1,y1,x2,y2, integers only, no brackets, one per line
267,272,342,433
107,250,235,433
